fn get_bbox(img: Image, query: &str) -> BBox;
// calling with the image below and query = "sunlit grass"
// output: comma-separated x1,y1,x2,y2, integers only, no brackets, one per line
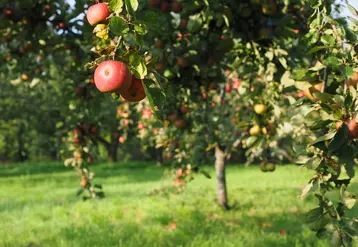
0,162,356,247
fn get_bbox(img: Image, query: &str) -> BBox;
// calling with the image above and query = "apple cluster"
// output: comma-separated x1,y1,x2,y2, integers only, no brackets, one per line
86,3,146,103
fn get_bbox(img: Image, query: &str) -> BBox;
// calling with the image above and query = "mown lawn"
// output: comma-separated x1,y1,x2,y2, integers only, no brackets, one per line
0,162,357,247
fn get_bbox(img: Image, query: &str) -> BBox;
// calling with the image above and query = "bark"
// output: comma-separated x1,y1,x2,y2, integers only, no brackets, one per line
215,145,228,209
156,147,163,167
17,123,28,162
108,144,118,162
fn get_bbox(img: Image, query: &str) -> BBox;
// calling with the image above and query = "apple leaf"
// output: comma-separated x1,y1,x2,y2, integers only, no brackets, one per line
347,3,358,17
110,0,124,14
129,53,147,79
125,0,138,14
109,17,129,36
143,80,165,120
328,124,349,152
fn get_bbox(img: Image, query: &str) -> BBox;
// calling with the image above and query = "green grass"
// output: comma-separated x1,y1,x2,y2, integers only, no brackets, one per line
0,162,357,247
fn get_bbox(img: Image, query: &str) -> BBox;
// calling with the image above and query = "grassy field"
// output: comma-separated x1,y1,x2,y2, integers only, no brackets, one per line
0,162,357,247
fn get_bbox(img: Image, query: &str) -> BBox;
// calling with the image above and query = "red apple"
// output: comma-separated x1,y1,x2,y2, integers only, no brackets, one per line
142,109,153,118
138,123,145,130
179,19,188,29
171,1,183,13
336,119,358,139
86,3,110,26
123,119,130,126
175,119,187,129
225,83,232,93
160,1,170,12
58,22,65,29
75,87,85,96
120,77,146,102
148,0,160,8
155,63,165,72
119,136,126,143
4,9,13,16
90,126,97,134
94,60,132,93
177,57,188,68
180,104,190,114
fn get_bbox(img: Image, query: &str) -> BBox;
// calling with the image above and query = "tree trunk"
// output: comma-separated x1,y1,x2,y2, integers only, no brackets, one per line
156,147,163,167
17,123,28,162
108,144,118,162
215,145,228,209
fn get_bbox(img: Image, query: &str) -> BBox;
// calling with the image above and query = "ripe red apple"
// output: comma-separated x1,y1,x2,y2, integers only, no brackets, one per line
94,60,132,93
138,123,145,130
180,104,189,114
119,136,126,143
155,63,165,72
171,1,183,13
176,168,184,177
175,119,187,129
120,77,146,102
75,87,85,96
177,57,188,68
4,9,13,16
90,126,97,134
148,0,160,8
336,119,358,139
86,3,110,26
168,113,177,122
225,83,232,93
142,109,153,118
87,155,93,163
21,74,29,81
160,1,170,12
123,119,130,126
58,22,65,29
73,136,82,145
179,19,188,29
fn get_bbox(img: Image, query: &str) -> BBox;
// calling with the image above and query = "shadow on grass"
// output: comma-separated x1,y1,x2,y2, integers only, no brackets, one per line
0,161,163,178
54,207,329,247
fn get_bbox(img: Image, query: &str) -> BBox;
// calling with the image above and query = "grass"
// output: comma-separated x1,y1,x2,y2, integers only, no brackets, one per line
0,162,357,247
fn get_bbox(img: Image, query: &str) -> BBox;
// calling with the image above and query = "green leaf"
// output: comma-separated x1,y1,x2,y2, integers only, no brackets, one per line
305,207,323,223
187,14,203,33
320,35,335,45
142,80,165,120
312,92,334,104
300,182,313,199
347,3,358,17
129,53,147,79
133,21,147,35
246,136,258,148
308,46,328,54
328,124,349,152
323,56,340,67
311,131,335,145
125,0,138,14
110,0,124,14
344,194,356,209
109,17,129,36
142,11,159,30
200,170,212,179
345,66,353,78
